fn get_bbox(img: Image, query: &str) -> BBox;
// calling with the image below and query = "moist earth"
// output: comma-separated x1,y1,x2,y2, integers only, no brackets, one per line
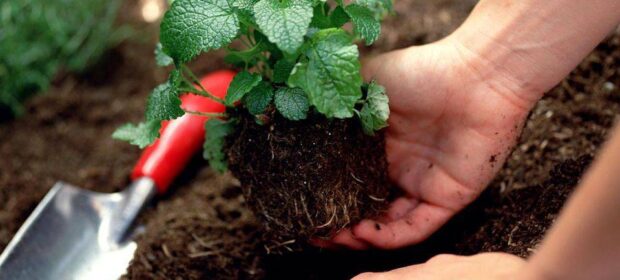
225,108,391,250
1,0,619,279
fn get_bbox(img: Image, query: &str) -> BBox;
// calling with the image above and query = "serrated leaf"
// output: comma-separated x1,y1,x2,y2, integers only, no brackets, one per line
273,60,295,83
113,120,162,148
253,0,313,54
203,118,235,173
154,43,173,66
359,81,389,135
233,0,258,11
160,0,239,63
345,4,380,45
146,70,184,122
274,87,309,120
291,29,362,118
225,71,262,106
244,82,274,115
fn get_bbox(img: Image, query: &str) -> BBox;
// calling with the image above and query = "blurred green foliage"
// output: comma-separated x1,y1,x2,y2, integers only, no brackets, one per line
0,0,125,115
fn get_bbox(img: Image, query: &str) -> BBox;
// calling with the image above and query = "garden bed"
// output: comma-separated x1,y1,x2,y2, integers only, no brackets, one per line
1,0,619,279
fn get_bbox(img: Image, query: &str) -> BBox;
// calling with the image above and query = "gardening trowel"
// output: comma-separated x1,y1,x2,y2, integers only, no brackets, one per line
0,70,235,280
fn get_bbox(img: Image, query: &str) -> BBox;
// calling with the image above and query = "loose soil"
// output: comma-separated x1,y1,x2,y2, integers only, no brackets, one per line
225,109,391,250
1,0,620,279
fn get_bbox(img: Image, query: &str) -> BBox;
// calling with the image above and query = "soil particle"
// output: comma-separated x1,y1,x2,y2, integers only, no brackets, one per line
225,109,392,249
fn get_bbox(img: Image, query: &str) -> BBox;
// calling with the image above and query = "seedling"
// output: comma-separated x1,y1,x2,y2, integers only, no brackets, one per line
114,0,392,172
115,0,395,245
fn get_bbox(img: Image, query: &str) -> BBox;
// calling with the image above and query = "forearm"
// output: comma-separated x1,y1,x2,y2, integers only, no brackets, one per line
449,0,620,103
520,123,620,280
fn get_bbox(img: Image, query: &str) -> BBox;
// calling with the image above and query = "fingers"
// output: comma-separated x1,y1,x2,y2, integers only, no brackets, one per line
352,202,453,249
385,197,420,221
316,198,421,250
353,264,423,280
309,238,341,250
331,229,371,250
311,229,370,250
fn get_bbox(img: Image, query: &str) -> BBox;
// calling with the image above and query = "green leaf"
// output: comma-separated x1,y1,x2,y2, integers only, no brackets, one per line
273,59,295,83
113,120,162,148
244,82,274,115
355,0,393,20
160,0,239,63
233,0,258,11
146,70,184,122
309,3,331,29
225,71,262,106
203,118,235,173
345,4,381,45
287,60,310,91
291,29,362,118
359,81,389,135
253,0,313,54
330,6,350,27
154,43,173,66
274,87,309,120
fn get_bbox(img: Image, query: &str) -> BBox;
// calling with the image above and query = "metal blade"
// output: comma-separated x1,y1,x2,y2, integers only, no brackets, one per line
0,178,156,280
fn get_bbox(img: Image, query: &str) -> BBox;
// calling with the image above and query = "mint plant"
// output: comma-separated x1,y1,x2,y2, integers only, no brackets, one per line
114,0,392,172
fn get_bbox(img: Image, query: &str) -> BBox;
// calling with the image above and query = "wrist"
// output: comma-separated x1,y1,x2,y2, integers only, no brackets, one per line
445,8,552,106
446,0,620,107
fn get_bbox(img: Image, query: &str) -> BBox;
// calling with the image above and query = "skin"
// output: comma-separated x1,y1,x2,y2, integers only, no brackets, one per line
353,253,526,280
352,123,620,280
324,0,620,251
315,0,620,278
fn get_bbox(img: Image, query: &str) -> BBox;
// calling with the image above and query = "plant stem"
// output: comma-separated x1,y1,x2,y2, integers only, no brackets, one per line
179,87,225,103
240,36,253,48
183,109,227,118
181,65,225,104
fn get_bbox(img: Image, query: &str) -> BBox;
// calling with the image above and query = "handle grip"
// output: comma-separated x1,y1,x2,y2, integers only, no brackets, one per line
131,70,236,194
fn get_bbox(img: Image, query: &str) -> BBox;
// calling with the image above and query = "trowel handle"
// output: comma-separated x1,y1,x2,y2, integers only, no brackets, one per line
131,70,236,194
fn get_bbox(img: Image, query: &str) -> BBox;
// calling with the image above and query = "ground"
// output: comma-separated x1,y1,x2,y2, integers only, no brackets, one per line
1,0,619,279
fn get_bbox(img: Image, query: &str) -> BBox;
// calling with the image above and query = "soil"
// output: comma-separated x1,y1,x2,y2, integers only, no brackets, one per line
1,0,620,279
225,108,391,250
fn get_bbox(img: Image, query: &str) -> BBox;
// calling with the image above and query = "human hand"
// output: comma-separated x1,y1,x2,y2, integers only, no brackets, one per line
352,253,526,280
324,37,542,249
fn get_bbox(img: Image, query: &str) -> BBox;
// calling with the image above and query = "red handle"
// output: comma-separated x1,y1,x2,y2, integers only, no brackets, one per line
131,70,236,194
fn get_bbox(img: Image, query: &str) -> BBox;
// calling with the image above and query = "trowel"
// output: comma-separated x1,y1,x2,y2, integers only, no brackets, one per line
0,70,235,280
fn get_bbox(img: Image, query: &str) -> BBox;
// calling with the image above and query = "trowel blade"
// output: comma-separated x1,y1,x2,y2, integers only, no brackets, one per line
0,179,156,280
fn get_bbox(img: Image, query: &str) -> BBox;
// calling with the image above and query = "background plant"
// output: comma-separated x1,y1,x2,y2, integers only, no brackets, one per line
0,0,126,116
114,0,393,171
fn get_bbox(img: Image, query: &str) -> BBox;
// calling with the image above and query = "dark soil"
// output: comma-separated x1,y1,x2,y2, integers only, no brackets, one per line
1,0,620,279
226,109,391,250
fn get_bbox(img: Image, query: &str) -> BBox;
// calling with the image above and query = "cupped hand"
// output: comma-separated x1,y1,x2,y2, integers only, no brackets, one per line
327,38,541,249
352,253,526,280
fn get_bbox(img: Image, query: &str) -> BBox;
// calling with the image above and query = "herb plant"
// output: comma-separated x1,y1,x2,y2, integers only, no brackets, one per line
114,0,393,172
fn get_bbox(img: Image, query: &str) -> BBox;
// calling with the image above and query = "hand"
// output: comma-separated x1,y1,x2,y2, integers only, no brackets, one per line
352,253,526,280
326,37,541,249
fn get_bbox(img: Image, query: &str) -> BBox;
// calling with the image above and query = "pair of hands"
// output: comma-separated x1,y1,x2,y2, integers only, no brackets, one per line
322,38,537,250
